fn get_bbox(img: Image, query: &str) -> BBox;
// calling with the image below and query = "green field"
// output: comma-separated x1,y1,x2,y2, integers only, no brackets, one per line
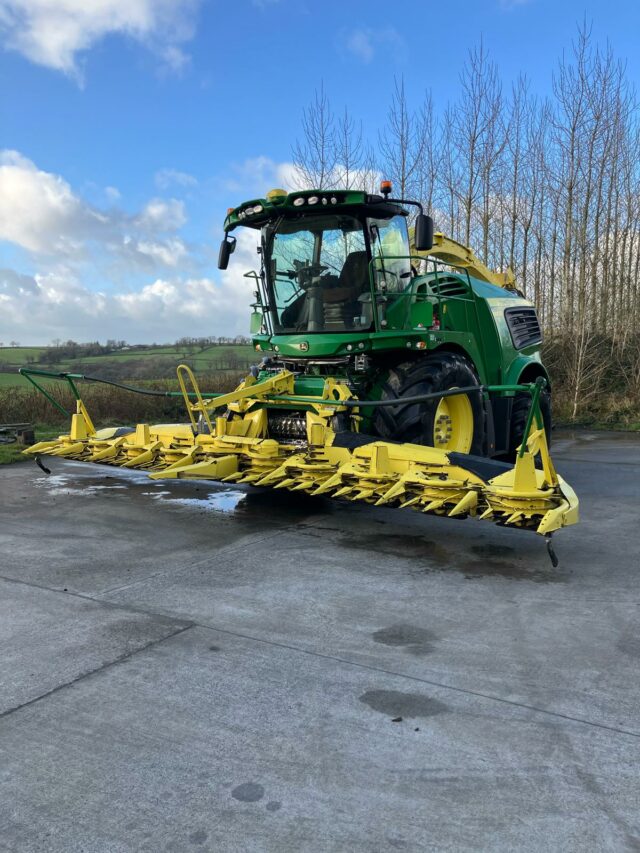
0,347,44,364
0,372,28,386
0,372,70,389
0,344,256,388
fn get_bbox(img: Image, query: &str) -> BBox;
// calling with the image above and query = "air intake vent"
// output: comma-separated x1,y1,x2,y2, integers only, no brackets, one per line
433,275,468,298
505,306,542,349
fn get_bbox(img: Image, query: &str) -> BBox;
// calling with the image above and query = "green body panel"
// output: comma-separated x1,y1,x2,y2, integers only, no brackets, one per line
224,188,548,450
471,283,549,388
252,273,544,392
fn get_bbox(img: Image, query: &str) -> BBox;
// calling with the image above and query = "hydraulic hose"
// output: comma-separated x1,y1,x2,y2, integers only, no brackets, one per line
19,367,543,408
271,384,485,408
78,374,180,397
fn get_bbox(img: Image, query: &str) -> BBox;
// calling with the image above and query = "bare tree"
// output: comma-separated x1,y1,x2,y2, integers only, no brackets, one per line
452,40,503,250
414,91,442,217
378,77,425,198
292,26,640,422
292,83,336,189
333,107,374,190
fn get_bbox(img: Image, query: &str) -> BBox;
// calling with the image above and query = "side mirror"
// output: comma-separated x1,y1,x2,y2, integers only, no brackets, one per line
413,214,434,252
250,311,263,335
218,236,236,270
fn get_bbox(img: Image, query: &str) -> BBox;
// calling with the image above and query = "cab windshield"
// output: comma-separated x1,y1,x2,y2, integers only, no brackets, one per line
264,212,411,334
266,214,368,333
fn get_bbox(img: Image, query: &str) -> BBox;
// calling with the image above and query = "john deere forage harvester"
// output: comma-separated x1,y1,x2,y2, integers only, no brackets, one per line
22,182,578,560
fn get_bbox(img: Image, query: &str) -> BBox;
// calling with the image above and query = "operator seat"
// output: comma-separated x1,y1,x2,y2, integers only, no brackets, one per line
322,250,370,330
339,251,369,293
322,251,369,304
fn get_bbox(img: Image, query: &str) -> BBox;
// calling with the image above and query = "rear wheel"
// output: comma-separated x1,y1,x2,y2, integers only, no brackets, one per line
371,352,485,455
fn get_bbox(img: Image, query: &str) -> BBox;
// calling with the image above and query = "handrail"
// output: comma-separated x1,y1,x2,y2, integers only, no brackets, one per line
176,364,214,434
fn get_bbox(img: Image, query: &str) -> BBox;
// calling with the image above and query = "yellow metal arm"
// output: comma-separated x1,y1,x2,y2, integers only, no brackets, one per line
410,230,516,290
176,364,297,430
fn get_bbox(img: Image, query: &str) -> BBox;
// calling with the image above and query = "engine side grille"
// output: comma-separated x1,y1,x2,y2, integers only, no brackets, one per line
432,276,468,298
505,306,542,349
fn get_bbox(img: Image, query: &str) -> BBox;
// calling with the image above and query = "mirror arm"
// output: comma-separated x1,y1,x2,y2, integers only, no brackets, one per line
384,197,424,215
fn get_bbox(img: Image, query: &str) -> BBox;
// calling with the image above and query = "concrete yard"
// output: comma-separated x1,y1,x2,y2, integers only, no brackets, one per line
1,431,639,852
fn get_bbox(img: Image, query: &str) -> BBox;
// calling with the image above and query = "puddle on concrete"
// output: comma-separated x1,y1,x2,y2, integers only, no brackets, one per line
340,529,561,583
34,464,320,526
341,533,450,564
34,465,564,581
144,486,323,523
145,489,247,514
35,470,247,511
360,689,448,718
231,782,265,803
372,624,437,655
35,474,129,497
470,544,516,560
460,559,562,583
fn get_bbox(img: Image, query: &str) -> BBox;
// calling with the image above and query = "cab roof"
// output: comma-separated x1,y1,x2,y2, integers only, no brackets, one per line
223,188,407,232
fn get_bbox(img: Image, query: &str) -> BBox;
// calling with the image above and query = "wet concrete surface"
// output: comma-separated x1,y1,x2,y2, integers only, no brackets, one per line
0,430,639,851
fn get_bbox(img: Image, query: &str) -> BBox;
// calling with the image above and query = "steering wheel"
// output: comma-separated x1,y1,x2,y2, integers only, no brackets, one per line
294,260,328,289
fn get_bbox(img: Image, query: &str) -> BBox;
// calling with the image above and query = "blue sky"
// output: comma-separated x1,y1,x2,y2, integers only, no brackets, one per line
1,0,639,344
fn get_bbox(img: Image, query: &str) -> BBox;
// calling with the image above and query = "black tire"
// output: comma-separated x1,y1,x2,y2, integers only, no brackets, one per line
371,352,486,455
508,388,552,459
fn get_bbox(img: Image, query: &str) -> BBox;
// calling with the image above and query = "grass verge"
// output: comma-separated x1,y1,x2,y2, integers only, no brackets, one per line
0,425,61,465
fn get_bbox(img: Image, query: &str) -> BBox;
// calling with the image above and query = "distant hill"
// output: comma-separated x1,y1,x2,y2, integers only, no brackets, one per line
0,342,256,389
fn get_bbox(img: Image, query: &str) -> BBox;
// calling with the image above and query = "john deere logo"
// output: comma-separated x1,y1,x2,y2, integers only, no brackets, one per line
298,341,309,351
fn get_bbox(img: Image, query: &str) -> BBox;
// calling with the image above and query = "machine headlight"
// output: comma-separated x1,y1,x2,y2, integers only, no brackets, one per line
308,196,319,205
252,205,263,214
293,197,305,207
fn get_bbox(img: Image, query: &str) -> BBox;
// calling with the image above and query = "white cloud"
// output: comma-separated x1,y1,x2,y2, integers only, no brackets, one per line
155,168,198,190
345,30,374,63
0,0,200,79
160,44,191,74
0,150,95,254
0,150,189,271
0,151,301,342
341,27,405,64
223,156,300,196
136,198,187,231
135,237,188,267
0,230,260,343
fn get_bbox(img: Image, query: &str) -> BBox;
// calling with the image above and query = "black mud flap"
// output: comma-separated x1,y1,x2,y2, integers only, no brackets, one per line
448,452,512,482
